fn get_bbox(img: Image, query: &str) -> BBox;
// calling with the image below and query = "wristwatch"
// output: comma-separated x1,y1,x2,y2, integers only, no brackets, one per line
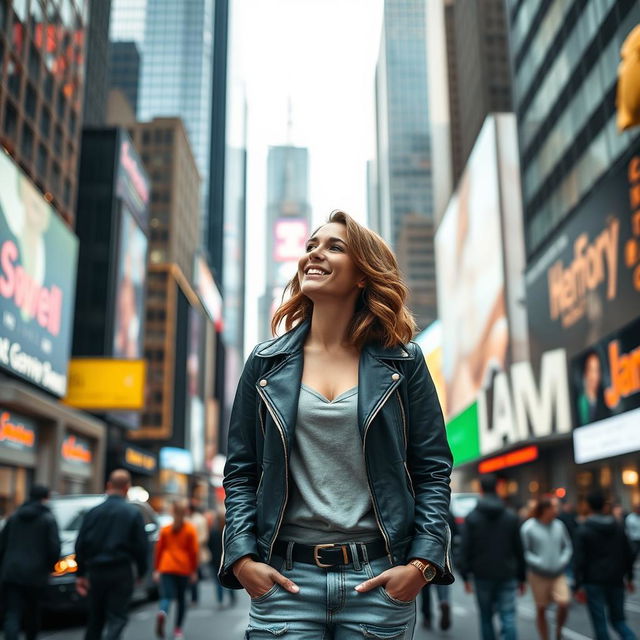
409,559,437,583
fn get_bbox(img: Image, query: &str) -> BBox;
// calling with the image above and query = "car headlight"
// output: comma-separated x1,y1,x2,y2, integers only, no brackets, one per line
52,554,78,576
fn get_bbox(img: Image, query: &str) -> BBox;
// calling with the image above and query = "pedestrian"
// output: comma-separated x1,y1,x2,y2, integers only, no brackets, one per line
574,489,636,640
557,497,578,590
186,501,210,605
221,210,454,639
625,503,640,565
521,496,573,640
75,469,149,640
420,511,457,630
0,484,60,640
208,507,236,609
154,499,199,639
459,474,526,640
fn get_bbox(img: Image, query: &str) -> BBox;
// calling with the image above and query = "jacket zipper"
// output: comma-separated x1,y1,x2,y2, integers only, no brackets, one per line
256,387,289,563
362,382,399,564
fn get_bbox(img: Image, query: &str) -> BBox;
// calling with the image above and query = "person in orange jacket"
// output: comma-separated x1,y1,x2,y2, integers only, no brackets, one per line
154,499,199,639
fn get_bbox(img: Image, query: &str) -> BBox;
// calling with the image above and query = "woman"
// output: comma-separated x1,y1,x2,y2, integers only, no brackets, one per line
221,211,453,639
154,499,199,640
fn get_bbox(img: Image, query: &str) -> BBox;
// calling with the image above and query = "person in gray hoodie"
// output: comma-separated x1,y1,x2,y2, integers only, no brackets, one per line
521,497,572,640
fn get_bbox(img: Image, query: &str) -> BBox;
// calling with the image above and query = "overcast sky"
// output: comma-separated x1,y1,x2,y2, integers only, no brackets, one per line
230,0,384,352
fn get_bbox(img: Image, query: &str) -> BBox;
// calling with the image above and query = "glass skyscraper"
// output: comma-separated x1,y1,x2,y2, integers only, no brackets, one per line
137,0,214,229
375,0,437,330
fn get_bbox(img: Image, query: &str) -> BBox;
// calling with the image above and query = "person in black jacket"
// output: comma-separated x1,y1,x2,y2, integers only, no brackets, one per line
574,490,636,640
75,469,148,640
0,484,60,640
459,475,526,640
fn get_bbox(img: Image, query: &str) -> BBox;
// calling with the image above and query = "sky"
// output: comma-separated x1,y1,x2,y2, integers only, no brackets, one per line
230,0,385,353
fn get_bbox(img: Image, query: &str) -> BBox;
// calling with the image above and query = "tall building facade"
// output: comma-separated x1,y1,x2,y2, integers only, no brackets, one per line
261,144,311,341
375,0,436,330
0,0,87,225
82,0,111,126
138,0,214,236
448,0,512,184
108,41,140,114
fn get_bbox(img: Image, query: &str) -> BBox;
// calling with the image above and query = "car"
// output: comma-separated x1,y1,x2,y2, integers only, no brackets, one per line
45,494,160,612
450,492,481,526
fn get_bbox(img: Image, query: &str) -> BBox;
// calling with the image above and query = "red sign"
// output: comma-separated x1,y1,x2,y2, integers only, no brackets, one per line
478,445,539,474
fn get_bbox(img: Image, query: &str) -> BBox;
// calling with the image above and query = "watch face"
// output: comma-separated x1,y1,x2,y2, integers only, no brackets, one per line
424,564,437,581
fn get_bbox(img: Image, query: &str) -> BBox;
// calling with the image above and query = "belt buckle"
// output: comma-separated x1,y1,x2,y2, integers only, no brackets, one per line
313,543,349,568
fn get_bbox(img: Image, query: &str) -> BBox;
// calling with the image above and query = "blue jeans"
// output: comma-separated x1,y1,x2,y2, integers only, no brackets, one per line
247,544,417,639
159,574,189,630
584,584,636,640
474,579,517,640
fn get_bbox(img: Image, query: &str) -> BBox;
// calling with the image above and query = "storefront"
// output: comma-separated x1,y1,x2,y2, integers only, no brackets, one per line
0,377,106,513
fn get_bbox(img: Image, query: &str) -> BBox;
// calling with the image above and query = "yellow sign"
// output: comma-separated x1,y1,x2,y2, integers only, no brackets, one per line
125,447,156,472
63,359,146,410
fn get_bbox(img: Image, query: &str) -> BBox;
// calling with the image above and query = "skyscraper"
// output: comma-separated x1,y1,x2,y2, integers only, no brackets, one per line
109,41,141,114
137,0,214,235
375,0,436,329
261,144,311,341
83,0,112,126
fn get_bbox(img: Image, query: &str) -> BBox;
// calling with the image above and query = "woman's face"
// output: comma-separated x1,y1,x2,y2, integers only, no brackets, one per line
297,222,365,302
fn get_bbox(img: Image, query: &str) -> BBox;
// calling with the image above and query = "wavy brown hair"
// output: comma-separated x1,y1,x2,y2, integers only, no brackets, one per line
270,210,417,348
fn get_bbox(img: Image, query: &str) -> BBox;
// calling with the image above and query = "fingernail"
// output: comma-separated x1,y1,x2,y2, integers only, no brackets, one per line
355,584,363,591
291,585,299,593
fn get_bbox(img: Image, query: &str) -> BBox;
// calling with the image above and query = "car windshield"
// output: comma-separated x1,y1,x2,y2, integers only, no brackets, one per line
49,496,105,532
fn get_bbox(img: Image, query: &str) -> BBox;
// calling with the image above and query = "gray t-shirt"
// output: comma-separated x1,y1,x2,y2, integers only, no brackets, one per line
279,383,379,544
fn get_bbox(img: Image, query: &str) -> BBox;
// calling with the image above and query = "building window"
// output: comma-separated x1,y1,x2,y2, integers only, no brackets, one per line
39,106,51,138
7,59,22,99
37,143,47,175
21,123,34,160
3,101,18,140
25,83,37,119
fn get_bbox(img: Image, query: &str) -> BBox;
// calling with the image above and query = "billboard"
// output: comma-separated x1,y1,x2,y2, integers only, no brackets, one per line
186,307,205,472
112,205,147,359
0,151,78,396
525,151,640,364
116,138,150,227
64,358,146,410
571,316,640,463
436,117,509,420
194,256,223,331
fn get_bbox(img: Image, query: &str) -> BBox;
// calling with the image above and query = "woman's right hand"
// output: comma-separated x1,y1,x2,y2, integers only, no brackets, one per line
232,557,299,598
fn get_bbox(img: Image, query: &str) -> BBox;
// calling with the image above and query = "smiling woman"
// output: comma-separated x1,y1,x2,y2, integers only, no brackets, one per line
221,210,454,640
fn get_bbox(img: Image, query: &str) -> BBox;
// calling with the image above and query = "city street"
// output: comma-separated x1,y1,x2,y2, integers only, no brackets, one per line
38,576,640,639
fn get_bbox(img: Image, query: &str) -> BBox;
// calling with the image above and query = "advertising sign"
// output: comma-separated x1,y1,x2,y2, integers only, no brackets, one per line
116,137,150,227
123,444,157,475
159,447,193,475
436,117,509,420
0,151,78,396
194,256,223,331
525,151,640,364
273,219,308,263
186,307,205,472
61,433,93,466
113,206,147,359
571,316,640,463
0,409,37,453
64,358,146,410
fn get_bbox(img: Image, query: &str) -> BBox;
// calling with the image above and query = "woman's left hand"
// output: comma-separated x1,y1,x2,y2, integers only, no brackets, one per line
355,565,426,602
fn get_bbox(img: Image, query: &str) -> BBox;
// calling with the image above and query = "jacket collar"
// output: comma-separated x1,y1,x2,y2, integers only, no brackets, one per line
255,318,414,361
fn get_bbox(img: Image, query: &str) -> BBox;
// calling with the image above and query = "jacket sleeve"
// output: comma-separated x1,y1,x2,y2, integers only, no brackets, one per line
405,342,454,584
154,529,165,572
75,516,88,577
219,347,261,588
46,513,62,570
458,513,473,581
573,526,586,589
131,510,149,577
189,527,199,575
514,519,526,582
558,521,573,570
520,521,545,573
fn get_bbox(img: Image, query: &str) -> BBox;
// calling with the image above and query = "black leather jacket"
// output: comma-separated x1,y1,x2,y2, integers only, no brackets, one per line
220,320,454,588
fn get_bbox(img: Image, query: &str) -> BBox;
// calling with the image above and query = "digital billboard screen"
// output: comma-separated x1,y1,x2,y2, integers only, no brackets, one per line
435,118,508,420
0,151,78,396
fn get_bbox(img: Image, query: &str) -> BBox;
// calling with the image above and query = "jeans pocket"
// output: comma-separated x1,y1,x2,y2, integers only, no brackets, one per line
245,622,289,638
359,623,408,638
250,582,281,603
363,558,414,607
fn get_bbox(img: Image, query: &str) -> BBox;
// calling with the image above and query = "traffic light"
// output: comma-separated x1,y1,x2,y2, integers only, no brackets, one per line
616,25,640,131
